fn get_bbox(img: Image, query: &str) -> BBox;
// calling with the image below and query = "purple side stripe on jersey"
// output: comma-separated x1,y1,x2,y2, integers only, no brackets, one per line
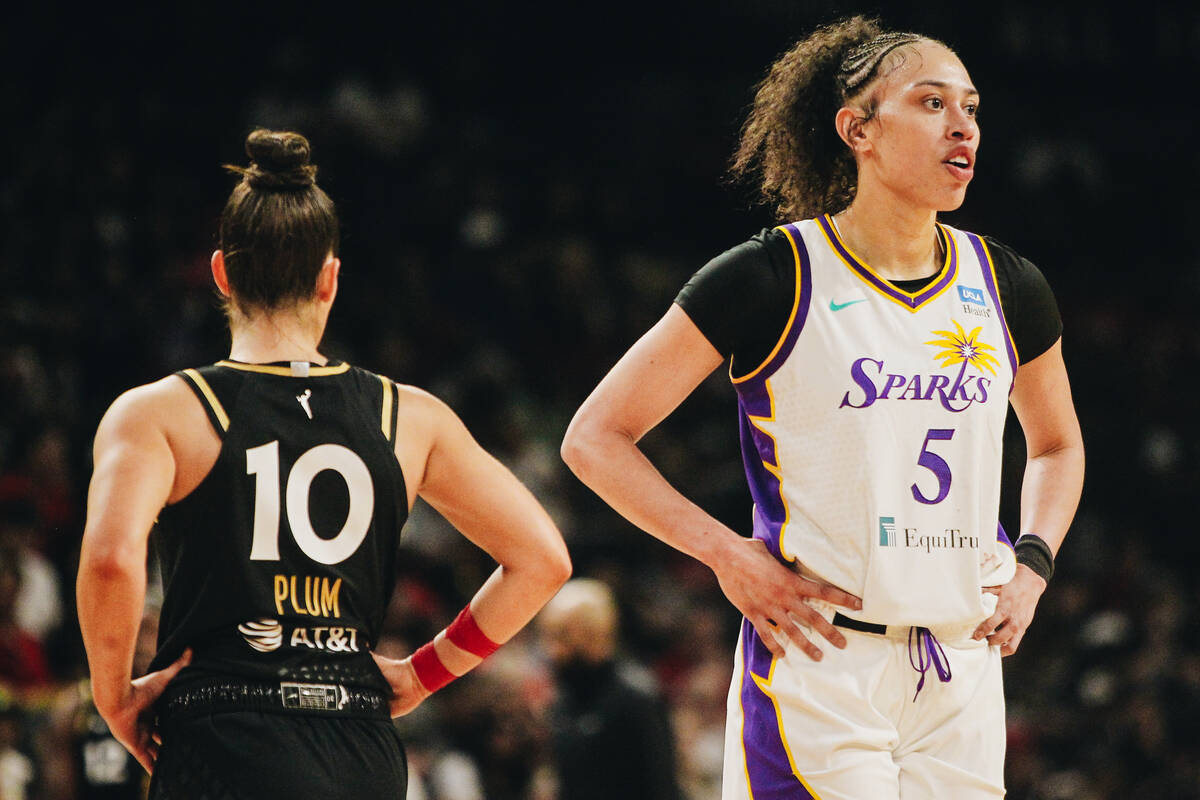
736,388,786,562
818,214,958,309
730,222,811,561
997,521,1014,550
739,618,818,799
968,233,1019,378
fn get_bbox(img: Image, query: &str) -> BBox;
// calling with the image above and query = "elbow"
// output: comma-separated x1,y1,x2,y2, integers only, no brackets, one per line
76,545,143,600
559,418,588,477
539,527,573,592
560,412,610,484
546,546,573,593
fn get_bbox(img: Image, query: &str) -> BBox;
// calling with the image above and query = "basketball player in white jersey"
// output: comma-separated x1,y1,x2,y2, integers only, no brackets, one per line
562,16,1084,799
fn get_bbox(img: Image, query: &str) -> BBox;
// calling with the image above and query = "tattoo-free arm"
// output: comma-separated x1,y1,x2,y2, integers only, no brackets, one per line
974,339,1085,654
561,305,860,661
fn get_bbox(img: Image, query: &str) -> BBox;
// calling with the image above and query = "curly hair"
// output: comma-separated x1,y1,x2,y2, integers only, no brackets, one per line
729,17,944,221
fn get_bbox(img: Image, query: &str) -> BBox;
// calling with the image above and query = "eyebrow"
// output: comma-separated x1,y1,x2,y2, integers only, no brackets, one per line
912,79,979,96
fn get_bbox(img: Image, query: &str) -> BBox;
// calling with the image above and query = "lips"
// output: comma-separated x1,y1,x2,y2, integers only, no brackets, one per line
943,147,974,180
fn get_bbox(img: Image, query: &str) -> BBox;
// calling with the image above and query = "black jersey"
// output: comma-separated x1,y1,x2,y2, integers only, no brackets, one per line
148,360,407,695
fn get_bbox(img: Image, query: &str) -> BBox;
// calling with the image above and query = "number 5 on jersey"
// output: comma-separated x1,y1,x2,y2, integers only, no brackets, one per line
246,441,375,565
912,428,954,505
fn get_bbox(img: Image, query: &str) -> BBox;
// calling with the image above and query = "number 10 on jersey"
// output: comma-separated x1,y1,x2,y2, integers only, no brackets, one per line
245,441,375,565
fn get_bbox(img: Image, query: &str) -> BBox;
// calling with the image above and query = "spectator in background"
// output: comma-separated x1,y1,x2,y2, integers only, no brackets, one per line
0,694,36,800
38,606,159,800
0,543,51,693
538,578,682,800
0,493,64,644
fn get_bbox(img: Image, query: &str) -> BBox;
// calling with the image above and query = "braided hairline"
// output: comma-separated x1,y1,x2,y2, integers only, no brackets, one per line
838,32,927,104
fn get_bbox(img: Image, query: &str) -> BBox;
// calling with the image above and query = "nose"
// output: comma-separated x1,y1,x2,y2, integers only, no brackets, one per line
949,109,978,141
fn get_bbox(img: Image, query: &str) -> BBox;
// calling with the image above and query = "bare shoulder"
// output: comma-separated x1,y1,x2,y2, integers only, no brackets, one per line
95,375,210,457
98,376,192,435
392,383,462,431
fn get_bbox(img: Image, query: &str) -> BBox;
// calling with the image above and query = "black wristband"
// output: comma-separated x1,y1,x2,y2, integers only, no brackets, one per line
1014,534,1054,583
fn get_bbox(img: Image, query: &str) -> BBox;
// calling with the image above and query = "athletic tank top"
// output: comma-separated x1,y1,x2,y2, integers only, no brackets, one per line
734,216,1018,628
148,360,407,693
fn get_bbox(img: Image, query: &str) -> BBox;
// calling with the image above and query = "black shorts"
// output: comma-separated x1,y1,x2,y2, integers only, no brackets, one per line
149,710,407,799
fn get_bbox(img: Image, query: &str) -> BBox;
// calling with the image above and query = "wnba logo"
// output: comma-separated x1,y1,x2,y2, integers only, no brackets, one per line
879,516,897,547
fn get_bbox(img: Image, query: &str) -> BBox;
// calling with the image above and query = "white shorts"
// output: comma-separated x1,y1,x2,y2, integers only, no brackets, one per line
721,606,1005,799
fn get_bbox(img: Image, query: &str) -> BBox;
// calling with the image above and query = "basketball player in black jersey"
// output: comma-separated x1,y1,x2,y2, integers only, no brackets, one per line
76,129,572,799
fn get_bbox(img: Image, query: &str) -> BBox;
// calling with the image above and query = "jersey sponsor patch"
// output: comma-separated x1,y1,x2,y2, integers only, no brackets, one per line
957,285,986,306
957,285,991,318
238,618,284,652
238,618,363,654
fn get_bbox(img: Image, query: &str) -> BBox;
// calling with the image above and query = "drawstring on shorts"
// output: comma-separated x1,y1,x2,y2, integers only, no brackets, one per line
908,626,952,701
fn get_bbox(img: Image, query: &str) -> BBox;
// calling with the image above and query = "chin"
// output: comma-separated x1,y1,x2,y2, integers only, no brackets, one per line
935,189,969,213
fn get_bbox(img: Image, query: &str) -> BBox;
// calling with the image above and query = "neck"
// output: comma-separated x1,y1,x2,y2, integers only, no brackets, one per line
227,307,327,364
834,184,942,282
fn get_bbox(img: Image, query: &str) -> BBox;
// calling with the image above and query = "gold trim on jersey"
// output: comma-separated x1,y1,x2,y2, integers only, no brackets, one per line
975,237,1021,367
379,375,395,441
181,368,230,432
750,656,826,798
820,215,957,312
744,380,796,564
730,225,805,385
215,360,352,377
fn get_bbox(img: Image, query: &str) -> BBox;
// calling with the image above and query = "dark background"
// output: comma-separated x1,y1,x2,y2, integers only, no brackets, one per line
3,2,1198,797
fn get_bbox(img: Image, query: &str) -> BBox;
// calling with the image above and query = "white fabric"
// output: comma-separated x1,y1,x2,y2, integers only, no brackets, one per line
722,620,1006,800
745,219,1016,628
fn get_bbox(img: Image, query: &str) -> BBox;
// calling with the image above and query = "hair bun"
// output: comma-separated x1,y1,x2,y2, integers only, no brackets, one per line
242,129,317,190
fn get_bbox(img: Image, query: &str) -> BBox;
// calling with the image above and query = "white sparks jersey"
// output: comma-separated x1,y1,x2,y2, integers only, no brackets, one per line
733,215,1018,627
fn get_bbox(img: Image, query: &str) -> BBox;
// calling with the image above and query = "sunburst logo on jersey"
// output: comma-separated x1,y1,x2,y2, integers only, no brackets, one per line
925,320,1000,376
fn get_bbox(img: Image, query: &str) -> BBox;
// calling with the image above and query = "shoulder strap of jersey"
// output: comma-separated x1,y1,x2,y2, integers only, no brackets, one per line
176,364,238,436
376,373,401,445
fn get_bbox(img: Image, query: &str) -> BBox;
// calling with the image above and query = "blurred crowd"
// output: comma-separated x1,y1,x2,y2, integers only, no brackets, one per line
3,2,1200,798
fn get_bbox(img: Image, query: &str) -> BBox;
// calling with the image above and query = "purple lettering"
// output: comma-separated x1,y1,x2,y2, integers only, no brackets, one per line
840,358,883,409
923,374,950,401
900,374,924,400
879,374,908,400
952,375,976,402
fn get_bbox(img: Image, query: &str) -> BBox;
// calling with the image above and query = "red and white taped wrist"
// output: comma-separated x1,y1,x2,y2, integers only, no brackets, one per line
410,641,455,693
409,606,503,694
445,605,502,659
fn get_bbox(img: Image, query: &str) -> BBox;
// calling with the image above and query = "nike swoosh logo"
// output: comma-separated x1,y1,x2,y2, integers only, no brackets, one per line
829,299,867,312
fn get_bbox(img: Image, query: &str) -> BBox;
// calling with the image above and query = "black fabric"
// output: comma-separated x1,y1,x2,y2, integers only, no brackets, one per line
150,361,408,699
72,685,146,799
160,676,390,721
675,226,1063,375
832,613,888,636
1015,534,1055,583
149,711,406,800
549,660,683,800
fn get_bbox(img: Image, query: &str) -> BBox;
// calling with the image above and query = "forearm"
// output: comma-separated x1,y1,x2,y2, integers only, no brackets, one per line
562,425,740,570
432,558,564,675
1018,441,1085,554
76,551,146,714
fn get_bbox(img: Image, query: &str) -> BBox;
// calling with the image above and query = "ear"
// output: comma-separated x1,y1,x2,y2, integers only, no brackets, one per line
315,254,340,304
211,250,232,297
835,107,871,154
